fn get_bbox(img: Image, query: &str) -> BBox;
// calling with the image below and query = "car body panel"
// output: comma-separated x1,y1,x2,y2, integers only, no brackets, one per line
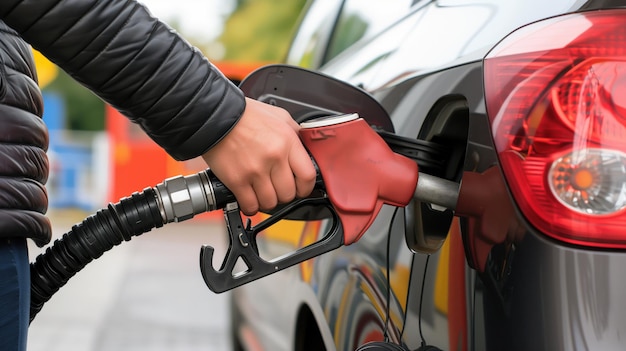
232,0,626,350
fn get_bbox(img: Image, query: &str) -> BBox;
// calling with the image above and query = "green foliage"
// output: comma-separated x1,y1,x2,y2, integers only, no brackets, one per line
43,70,105,131
219,0,307,62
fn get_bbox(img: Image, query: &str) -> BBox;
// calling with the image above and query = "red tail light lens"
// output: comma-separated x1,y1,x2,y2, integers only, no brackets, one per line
484,10,626,248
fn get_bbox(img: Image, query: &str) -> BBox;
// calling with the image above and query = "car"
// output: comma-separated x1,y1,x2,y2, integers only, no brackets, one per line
229,0,626,350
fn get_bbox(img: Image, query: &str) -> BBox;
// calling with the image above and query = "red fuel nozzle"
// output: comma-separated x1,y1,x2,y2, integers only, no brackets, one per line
199,113,421,293
299,114,419,244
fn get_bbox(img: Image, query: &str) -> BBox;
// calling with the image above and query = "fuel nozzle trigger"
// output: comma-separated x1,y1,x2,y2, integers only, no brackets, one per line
199,195,343,293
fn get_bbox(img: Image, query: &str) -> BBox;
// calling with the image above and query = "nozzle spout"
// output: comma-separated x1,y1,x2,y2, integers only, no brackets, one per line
414,173,459,211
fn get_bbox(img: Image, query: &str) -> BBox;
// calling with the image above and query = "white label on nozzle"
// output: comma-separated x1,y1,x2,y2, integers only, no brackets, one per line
300,113,359,129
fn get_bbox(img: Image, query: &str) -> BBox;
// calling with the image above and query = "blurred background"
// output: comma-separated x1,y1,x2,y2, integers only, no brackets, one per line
36,0,306,211
27,1,307,350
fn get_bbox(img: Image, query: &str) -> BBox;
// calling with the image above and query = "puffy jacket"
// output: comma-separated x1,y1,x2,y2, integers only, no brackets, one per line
0,0,246,245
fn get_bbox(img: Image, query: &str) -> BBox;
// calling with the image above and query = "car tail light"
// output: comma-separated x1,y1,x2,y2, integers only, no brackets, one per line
484,9,626,248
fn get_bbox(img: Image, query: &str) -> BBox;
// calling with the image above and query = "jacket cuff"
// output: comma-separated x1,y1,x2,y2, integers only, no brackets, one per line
164,83,246,161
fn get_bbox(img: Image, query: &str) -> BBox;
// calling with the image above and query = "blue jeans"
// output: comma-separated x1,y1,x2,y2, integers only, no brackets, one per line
0,238,30,351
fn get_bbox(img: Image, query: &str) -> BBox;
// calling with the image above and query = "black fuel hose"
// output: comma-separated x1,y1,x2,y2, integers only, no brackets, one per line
29,170,234,322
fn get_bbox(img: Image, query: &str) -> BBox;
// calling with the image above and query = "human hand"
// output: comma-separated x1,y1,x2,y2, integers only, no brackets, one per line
201,97,316,215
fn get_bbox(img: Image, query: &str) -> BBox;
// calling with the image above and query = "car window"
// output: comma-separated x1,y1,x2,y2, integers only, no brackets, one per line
347,0,575,91
320,7,426,86
286,0,421,70
323,0,415,63
285,0,344,69
321,2,494,91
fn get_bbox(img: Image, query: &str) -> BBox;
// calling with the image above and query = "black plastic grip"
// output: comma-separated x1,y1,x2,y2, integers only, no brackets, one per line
205,170,236,209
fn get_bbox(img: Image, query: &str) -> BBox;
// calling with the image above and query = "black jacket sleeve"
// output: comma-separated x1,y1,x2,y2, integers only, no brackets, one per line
0,0,245,161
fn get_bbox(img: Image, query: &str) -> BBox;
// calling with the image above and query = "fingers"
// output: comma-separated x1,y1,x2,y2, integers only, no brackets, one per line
214,154,314,217
201,98,317,216
250,179,278,215
271,161,297,204
289,140,317,199
228,164,293,216
230,181,259,216
244,144,306,215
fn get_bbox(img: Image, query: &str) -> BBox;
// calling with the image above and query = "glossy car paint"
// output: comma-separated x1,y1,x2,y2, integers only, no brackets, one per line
231,0,626,350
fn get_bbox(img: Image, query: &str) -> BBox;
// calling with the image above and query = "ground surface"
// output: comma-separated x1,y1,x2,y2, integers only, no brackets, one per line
27,210,231,351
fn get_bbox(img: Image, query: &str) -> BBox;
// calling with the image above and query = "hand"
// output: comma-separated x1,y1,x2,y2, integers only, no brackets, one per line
201,97,316,215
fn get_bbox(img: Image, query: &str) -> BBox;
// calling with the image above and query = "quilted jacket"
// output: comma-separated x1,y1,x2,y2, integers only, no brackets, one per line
0,0,246,245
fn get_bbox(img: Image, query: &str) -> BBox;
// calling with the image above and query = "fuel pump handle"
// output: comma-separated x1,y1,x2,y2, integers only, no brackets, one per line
195,114,419,293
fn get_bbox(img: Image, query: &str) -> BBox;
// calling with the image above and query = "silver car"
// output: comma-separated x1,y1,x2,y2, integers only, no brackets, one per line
230,1,626,350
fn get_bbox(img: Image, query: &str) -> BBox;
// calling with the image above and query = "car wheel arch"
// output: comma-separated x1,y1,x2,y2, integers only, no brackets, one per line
294,303,330,351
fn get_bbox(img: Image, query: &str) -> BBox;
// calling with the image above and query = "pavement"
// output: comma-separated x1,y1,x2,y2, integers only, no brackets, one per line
26,209,233,351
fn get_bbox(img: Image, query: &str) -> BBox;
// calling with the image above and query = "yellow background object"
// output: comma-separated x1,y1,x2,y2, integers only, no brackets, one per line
32,49,58,88
434,235,451,315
